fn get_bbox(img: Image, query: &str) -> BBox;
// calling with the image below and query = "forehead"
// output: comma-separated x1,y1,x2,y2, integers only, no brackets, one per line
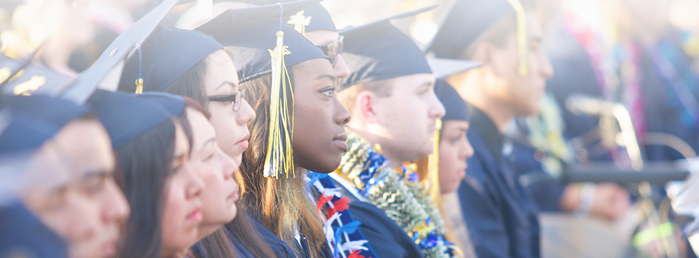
526,12,543,38
186,108,215,147
389,73,435,90
51,120,114,174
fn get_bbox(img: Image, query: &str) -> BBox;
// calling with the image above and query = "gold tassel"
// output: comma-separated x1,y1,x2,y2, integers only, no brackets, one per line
135,78,143,94
506,0,529,77
264,30,295,178
428,119,442,207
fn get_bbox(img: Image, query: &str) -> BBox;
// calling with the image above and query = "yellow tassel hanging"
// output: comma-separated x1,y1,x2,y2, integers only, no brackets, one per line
264,29,295,179
506,0,529,77
428,119,442,208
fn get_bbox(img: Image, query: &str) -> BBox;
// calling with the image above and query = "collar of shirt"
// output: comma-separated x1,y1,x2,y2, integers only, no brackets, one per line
468,103,505,162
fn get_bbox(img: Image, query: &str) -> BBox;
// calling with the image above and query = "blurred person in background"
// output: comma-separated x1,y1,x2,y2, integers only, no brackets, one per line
427,0,552,256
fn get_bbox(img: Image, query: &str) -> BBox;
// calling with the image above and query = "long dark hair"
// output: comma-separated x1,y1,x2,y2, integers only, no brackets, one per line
115,118,179,258
161,52,276,258
239,72,326,258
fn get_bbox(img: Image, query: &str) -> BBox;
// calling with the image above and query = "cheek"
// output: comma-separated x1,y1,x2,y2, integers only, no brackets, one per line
160,186,186,237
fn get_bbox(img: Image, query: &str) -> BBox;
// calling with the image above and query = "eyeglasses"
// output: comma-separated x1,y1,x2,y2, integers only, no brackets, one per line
208,89,245,112
319,36,343,65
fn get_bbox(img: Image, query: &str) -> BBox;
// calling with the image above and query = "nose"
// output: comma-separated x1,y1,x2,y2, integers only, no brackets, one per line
461,137,475,160
184,166,205,199
539,52,554,79
429,91,446,119
333,97,351,125
333,54,350,80
237,99,256,125
104,180,131,224
216,144,237,179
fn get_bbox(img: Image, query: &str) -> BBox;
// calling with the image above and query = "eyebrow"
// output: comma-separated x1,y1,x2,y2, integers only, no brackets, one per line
199,137,216,152
316,73,336,83
215,81,237,90
80,170,111,180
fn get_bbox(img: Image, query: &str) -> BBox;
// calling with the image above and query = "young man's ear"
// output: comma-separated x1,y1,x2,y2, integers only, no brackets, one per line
355,91,380,124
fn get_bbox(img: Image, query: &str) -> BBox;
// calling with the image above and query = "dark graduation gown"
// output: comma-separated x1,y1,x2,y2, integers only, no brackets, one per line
191,226,256,258
458,106,541,258
249,213,332,258
332,177,424,258
509,138,567,212
0,202,69,258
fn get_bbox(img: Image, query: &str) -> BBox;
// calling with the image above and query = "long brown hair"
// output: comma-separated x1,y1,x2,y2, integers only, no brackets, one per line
239,72,326,258
161,54,276,258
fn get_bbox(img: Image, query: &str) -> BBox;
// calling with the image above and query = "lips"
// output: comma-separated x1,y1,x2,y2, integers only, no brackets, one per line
235,133,250,150
186,207,203,222
227,185,240,202
332,132,349,152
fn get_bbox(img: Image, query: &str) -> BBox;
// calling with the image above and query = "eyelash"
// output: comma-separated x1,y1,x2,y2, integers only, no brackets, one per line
319,87,335,97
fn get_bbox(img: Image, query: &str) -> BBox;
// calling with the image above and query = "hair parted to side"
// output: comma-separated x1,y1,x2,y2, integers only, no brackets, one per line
238,69,327,258
338,78,394,112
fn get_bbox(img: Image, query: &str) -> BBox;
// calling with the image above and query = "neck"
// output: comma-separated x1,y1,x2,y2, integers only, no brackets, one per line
162,249,190,258
346,126,403,169
196,223,220,242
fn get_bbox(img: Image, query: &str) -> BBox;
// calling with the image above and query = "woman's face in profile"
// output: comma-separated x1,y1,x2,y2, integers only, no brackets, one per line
160,123,205,256
290,58,351,173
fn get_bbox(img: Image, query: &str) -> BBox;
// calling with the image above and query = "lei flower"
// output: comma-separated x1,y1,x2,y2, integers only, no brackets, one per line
334,132,457,258
307,173,377,258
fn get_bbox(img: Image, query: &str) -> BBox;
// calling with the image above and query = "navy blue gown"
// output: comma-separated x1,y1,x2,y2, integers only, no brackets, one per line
0,202,69,258
333,177,424,258
458,106,541,258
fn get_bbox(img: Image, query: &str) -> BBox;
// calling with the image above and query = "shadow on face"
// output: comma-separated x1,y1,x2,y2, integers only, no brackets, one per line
291,58,351,173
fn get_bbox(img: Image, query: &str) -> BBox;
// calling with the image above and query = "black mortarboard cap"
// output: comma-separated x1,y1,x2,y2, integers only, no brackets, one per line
0,52,75,97
0,95,87,155
118,26,222,93
60,0,180,103
434,79,469,122
230,1,337,33
339,6,436,90
196,0,328,84
426,0,531,77
88,90,183,149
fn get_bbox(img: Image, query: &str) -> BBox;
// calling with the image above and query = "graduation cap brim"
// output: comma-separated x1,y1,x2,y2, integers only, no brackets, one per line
60,0,179,104
427,58,482,79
